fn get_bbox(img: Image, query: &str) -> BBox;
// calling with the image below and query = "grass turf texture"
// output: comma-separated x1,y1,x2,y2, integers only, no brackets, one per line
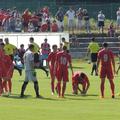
0,59,120,120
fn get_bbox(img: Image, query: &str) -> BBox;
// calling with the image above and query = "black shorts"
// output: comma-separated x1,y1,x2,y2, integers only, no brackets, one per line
91,53,98,62
98,21,104,27
34,53,39,63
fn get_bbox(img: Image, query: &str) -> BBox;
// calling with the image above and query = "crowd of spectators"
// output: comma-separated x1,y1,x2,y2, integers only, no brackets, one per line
0,6,120,36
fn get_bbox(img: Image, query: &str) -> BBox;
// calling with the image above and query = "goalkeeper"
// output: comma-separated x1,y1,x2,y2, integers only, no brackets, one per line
20,44,42,98
72,71,90,95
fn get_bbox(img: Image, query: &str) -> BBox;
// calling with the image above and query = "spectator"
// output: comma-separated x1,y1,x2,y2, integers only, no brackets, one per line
51,20,58,32
55,7,64,32
116,7,120,31
28,20,35,32
15,18,22,32
76,8,83,32
65,6,75,33
97,10,105,33
108,22,116,37
41,38,50,65
22,8,31,32
83,9,90,34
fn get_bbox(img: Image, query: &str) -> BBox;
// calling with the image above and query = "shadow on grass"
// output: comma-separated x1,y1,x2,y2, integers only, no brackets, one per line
2,94,32,99
65,93,99,100
72,66,85,69
3,93,60,101
65,93,98,97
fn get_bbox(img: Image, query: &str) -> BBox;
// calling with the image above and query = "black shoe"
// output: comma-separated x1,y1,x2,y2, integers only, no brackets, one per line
20,94,24,98
36,95,43,98
95,73,98,76
112,95,115,98
19,69,22,76
91,72,93,76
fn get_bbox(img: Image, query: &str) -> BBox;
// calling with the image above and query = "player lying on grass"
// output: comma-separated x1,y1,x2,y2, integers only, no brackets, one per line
72,71,90,95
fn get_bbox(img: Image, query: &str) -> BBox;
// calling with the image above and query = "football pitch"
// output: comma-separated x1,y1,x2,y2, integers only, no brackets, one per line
0,59,120,120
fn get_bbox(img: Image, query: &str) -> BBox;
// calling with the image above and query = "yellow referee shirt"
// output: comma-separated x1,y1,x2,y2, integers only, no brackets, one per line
4,43,16,55
32,42,40,53
88,42,100,53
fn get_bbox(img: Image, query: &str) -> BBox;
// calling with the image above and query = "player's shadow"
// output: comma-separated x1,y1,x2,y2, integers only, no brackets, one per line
65,93,98,100
2,94,32,99
72,66,85,69
4,93,60,101
65,93,98,97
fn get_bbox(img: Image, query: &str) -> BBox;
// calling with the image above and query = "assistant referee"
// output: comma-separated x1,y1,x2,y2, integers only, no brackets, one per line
87,37,100,75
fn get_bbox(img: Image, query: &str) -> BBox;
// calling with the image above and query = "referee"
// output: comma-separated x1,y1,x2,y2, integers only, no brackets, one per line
87,37,100,76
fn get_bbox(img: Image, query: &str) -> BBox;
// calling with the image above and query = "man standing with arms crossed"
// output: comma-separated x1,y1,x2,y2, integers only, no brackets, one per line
20,44,41,98
96,42,116,98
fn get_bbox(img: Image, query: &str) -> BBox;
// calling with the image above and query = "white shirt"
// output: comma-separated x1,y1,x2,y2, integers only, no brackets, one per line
98,13,105,22
66,10,75,20
117,10,120,19
23,50,34,71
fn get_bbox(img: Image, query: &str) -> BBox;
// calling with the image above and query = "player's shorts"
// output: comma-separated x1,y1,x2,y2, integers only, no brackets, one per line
25,70,37,82
98,21,104,27
100,67,113,79
56,68,69,82
91,53,98,62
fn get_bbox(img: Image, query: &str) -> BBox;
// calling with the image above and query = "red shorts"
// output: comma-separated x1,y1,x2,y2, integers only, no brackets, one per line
100,67,113,79
56,68,69,82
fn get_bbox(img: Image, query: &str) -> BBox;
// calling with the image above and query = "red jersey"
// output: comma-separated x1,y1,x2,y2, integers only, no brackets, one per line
0,49,5,77
56,51,71,70
3,55,14,79
98,48,114,69
22,11,31,24
51,23,58,32
72,72,89,86
47,51,57,68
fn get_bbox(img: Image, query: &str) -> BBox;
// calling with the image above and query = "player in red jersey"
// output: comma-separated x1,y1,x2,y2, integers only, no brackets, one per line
0,43,14,95
72,71,90,95
96,42,116,98
55,46,73,98
2,54,14,95
0,43,5,95
47,45,58,95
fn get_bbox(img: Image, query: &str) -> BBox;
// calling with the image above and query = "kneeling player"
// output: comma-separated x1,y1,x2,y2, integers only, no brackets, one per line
72,71,90,95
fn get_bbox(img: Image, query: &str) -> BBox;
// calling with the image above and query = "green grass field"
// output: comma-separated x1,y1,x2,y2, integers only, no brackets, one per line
0,59,120,120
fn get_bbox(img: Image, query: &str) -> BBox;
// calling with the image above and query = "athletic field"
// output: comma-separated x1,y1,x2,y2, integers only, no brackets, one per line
0,59,120,120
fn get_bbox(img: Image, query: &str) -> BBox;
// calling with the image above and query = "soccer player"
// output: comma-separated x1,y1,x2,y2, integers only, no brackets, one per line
4,38,22,76
29,37,48,76
47,45,58,95
87,37,100,76
96,42,115,98
0,43,5,95
55,46,73,98
72,71,90,95
20,44,41,98
2,54,14,95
